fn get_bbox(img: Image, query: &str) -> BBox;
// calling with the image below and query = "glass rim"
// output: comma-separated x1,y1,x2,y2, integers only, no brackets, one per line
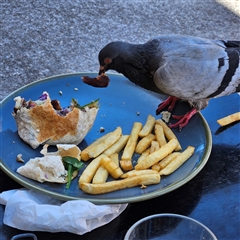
124,213,218,240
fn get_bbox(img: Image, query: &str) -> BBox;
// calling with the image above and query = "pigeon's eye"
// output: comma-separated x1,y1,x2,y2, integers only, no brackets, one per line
104,58,112,65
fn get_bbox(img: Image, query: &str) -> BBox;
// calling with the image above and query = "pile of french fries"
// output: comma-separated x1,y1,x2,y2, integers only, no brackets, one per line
79,115,195,195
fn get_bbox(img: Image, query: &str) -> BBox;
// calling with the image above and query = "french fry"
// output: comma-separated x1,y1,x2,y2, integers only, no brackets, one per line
135,133,156,154
217,112,240,126
154,124,167,147
159,146,195,175
150,140,160,153
158,152,181,170
155,119,182,151
137,148,150,163
110,153,119,166
81,132,112,161
92,165,108,184
92,153,120,184
103,135,129,156
122,122,142,160
80,174,161,194
151,164,161,172
88,127,122,159
121,122,142,171
149,141,160,170
79,154,106,184
121,169,158,178
120,160,133,171
135,138,178,170
101,156,123,179
139,114,156,137
151,152,180,171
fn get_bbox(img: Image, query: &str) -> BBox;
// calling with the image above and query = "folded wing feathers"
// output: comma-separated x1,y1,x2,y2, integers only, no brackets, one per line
207,43,240,98
153,36,240,107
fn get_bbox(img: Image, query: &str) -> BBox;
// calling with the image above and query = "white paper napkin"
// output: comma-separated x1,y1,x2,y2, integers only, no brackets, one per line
0,189,128,235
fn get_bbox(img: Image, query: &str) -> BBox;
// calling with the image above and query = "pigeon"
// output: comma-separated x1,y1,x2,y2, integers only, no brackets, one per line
97,34,240,130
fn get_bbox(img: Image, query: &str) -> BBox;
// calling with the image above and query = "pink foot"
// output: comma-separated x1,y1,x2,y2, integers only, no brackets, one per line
156,96,179,115
169,108,197,131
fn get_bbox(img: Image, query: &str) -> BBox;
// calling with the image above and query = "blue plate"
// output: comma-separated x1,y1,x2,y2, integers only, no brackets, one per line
0,73,212,204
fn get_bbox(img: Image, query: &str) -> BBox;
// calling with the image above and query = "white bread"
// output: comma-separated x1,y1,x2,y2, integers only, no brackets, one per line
17,144,81,183
17,155,67,183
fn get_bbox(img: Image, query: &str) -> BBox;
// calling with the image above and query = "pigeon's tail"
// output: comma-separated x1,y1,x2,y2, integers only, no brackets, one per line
226,41,240,93
222,40,240,48
206,39,240,98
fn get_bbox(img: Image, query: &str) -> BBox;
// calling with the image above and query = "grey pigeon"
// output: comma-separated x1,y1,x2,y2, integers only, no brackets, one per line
98,34,240,129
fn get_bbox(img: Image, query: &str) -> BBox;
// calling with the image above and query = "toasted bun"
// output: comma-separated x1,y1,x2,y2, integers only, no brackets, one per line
12,92,99,149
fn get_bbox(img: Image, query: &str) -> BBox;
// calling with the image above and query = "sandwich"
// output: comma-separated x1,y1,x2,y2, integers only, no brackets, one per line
12,91,99,149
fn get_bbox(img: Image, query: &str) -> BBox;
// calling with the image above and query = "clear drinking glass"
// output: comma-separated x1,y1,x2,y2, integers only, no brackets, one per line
124,213,217,240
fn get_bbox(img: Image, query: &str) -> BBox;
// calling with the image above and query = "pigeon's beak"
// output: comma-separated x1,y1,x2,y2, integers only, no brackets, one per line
99,65,105,75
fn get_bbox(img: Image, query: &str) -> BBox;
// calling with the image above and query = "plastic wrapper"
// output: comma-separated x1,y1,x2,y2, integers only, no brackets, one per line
0,189,128,235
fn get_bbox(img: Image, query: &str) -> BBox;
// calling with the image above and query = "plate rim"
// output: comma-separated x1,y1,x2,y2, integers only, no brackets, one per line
0,72,212,204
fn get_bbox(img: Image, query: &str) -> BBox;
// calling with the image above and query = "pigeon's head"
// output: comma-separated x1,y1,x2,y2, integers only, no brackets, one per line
98,41,161,93
98,42,128,75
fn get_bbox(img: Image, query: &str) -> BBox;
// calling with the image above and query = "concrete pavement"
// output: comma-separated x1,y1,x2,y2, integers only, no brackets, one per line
1,0,239,100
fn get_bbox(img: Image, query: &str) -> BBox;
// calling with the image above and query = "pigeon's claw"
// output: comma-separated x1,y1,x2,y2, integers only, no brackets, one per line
156,96,179,115
156,97,197,130
169,108,198,131
167,96,179,112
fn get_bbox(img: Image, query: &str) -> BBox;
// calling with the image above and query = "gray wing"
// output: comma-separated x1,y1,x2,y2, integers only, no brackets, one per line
153,35,240,101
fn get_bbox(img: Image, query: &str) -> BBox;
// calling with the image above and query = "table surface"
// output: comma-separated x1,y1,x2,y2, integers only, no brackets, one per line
1,93,239,240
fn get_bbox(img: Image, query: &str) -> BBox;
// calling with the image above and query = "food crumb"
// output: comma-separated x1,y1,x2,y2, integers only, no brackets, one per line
161,111,171,123
141,184,147,189
59,91,63,95
16,154,25,163
74,88,78,91
100,127,105,133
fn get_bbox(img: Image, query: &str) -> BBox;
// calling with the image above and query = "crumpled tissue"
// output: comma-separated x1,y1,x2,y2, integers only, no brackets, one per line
0,189,128,235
